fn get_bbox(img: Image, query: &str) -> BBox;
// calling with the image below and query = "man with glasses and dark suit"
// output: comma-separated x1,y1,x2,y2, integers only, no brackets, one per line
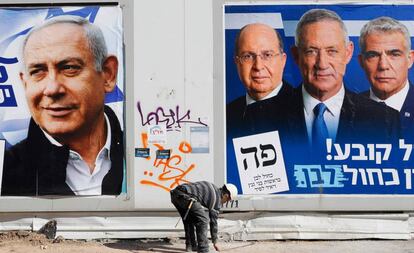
227,23,293,138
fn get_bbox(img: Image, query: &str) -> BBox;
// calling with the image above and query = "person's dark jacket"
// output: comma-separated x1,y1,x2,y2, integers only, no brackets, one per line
284,86,401,154
1,106,124,196
361,84,414,140
181,181,222,244
226,80,294,138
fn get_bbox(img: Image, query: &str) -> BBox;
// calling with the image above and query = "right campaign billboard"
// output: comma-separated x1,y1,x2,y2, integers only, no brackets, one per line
225,4,414,195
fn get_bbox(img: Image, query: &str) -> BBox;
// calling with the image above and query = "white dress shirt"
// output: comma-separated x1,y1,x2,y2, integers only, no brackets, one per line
302,85,345,143
42,114,112,195
369,80,409,112
246,81,283,105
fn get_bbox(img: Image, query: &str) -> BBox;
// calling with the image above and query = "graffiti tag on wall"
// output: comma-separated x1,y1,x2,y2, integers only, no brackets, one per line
139,133,196,192
137,101,208,132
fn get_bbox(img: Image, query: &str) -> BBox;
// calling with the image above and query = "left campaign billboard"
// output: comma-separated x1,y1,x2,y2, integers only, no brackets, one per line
0,5,125,196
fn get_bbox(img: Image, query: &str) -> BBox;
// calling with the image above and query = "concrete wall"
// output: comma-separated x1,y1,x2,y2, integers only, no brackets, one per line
133,0,216,209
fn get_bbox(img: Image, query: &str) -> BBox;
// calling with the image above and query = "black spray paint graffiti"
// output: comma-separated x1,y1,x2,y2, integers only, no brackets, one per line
240,144,277,170
137,101,208,132
223,200,239,208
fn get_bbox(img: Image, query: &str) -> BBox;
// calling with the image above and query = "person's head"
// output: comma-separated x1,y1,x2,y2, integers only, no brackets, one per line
358,16,414,100
234,23,287,101
291,9,354,101
20,15,118,142
221,183,238,204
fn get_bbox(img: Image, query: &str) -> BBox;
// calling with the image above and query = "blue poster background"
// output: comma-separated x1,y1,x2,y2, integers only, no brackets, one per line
225,4,414,195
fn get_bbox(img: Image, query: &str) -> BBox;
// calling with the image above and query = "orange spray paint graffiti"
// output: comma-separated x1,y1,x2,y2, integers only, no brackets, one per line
140,133,195,192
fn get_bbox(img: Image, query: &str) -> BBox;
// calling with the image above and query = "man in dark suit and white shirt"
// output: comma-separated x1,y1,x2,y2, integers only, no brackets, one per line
358,17,414,138
226,23,295,190
227,23,293,137
2,15,124,196
289,9,400,155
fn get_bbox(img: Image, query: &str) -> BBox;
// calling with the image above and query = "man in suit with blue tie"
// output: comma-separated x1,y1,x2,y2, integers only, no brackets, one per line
288,9,400,159
358,17,414,139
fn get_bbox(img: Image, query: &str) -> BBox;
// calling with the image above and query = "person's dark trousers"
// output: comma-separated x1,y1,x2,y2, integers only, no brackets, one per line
170,186,210,253
183,221,197,251
188,201,209,253
170,187,197,250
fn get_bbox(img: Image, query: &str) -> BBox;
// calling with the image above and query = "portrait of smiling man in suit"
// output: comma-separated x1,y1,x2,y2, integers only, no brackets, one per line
1,15,124,196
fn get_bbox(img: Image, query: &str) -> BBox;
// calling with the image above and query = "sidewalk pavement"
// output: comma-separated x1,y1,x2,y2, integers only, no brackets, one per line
103,238,414,253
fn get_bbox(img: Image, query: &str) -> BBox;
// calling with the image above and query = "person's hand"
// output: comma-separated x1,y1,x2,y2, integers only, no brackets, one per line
213,243,220,252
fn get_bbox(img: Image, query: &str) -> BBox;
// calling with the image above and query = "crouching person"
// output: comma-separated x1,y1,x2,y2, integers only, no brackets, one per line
170,181,238,252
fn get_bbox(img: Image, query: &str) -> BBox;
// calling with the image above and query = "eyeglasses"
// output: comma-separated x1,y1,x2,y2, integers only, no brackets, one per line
236,51,281,64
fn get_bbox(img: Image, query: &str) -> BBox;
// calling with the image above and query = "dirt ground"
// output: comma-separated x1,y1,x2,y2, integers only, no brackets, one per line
1,231,414,253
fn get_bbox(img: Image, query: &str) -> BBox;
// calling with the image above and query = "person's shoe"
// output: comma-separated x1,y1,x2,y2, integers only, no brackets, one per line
185,244,198,252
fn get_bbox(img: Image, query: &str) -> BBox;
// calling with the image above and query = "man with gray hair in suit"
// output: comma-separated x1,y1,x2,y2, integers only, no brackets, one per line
288,9,400,156
2,15,124,196
359,16,414,138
